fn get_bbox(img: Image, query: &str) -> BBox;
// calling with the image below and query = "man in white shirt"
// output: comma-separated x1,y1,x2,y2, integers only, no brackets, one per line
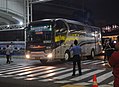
6,45,11,64
9,42,14,62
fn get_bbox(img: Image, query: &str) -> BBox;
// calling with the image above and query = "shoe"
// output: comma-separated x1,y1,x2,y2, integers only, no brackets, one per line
6,61,10,64
8,61,10,64
72,74,75,76
79,73,82,76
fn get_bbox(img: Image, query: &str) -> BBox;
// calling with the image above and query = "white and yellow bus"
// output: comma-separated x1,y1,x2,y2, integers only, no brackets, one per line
25,18,102,63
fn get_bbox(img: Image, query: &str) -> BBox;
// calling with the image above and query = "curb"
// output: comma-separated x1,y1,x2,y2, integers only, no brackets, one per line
0,55,24,59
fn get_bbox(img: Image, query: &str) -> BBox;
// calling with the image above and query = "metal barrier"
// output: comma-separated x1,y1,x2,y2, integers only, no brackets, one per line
0,24,26,30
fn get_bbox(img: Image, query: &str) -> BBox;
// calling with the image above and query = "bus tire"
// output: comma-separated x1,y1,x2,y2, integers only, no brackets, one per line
90,50,95,59
64,51,70,61
91,50,95,59
60,51,70,62
87,49,95,59
40,59,47,64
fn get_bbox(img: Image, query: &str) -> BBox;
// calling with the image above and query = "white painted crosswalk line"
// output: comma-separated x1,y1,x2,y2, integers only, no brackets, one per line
81,60,91,63
0,65,26,71
82,60,101,64
70,69,105,81
6,66,48,74
39,69,90,82
38,68,73,81
24,68,66,81
16,66,52,75
5,66,36,74
82,61,93,64
0,65,25,71
14,68,65,80
88,71,113,83
20,67,65,76
39,68,72,79
93,61,103,65
52,69,90,80
37,68,72,80
0,60,113,85
109,81,113,85
0,66,34,74
13,67,57,79
24,67,65,78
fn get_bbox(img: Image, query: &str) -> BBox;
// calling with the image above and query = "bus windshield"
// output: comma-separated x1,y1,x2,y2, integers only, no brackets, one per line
27,22,53,50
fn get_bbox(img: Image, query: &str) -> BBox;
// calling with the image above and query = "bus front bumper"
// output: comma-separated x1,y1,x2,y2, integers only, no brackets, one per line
25,52,53,60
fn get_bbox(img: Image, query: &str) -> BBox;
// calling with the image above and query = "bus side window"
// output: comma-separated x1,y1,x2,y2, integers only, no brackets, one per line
54,20,67,45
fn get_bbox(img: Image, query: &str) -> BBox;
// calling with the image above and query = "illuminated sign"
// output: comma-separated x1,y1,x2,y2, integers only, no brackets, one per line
55,35,66,42
31,25,52,32
35,32,43,34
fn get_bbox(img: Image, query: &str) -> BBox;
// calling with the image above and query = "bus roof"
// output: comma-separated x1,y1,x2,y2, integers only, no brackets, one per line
29,18,84,25
29,18,100,29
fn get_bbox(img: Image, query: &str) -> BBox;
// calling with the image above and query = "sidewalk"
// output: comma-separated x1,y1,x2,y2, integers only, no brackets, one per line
0,55,24,59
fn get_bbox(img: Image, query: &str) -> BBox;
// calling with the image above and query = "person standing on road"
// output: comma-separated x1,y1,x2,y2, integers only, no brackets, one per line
6,45,11,64
103,39,112,62
70,40,82,76
9,42,14,62
109,43,119,87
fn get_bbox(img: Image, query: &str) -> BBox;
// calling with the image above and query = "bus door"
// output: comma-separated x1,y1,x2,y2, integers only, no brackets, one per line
54,28,61,58
54,20,67,59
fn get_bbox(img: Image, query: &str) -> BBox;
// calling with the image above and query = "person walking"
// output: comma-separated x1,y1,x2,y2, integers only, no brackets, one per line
6,45,11,64
9,42,14,62
70,40,82,76
109,43,119,87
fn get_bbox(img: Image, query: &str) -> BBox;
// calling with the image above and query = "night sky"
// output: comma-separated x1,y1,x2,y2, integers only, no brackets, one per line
83,0,119,26
33,0,119,26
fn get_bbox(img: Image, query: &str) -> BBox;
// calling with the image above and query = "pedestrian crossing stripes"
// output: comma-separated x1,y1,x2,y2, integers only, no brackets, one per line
0,60,113,85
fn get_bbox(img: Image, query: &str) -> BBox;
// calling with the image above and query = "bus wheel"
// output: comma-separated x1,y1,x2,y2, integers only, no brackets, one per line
64,52,70,61
90,50,95,59
87,50,95,59
60,51,70,62
40,59,47,64
91,50,95,58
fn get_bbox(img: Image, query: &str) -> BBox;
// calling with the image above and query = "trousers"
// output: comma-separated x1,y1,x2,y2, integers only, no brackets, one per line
72,55,82,75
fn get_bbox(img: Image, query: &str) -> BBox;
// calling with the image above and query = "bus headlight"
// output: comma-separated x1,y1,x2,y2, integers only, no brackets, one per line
47,53,52,58
102,50,105,53
26,54,30,59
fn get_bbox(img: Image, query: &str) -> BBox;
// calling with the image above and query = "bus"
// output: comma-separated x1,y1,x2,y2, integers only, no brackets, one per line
25,18,102,63
0,29,25,55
